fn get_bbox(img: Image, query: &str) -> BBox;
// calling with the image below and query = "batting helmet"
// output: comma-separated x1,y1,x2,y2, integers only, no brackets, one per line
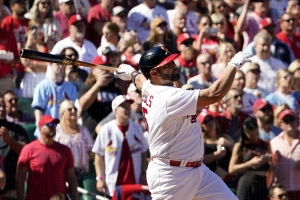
139,46,179,79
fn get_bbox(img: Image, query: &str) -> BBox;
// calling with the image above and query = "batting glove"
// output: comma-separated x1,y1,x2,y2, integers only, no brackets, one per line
227,51,253,69
116,64,136,81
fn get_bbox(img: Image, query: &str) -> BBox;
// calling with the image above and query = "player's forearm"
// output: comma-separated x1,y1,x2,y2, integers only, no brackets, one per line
95,154,105,177
134,74,147,91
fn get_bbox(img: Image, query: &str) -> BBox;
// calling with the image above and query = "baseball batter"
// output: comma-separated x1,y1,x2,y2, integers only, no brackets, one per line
117,46,252,199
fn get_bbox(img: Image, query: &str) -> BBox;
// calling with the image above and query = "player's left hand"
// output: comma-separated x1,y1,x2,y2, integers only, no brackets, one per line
115,64,136,81
228,51,253,68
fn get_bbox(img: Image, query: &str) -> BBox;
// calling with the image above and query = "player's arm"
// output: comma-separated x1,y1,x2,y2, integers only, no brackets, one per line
196,52,252,109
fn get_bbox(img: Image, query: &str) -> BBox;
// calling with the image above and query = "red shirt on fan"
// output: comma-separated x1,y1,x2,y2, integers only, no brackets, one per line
276,31,300,59
0,29,19,77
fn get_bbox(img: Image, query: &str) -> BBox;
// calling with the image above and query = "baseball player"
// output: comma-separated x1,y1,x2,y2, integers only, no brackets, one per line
116,46,252,199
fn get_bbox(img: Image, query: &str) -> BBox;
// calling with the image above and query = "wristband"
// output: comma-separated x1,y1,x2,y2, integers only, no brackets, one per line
96,175,105,181
131,71,142,86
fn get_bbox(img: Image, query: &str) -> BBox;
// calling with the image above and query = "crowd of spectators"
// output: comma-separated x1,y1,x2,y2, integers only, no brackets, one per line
0,0,300,199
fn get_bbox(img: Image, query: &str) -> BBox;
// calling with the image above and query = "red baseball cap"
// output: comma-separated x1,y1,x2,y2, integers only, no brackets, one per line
68,14,85,26
38,114,59,128
176,32,195,46
92,55,109,65
259,17,275,29
278,109,295,120
197,109,214,124
253,98,271,110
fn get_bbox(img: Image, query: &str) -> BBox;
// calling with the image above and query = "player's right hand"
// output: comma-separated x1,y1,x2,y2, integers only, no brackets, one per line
227,51,252,69
116,64,136,81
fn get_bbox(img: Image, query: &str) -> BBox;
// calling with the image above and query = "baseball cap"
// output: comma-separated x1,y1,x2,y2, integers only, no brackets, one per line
278,109,295,120
253,98,271,110
10,0,26,4
150,17,167,31
197,109,214,124
242,62,260,74
176,32,195,46
112,6,127,16
127,83,137,94
59,0,70,4
111,95,134,111
38,114,60,128
68,14,85,26
92,55,109,65
259,17,275,29
288,60,300,74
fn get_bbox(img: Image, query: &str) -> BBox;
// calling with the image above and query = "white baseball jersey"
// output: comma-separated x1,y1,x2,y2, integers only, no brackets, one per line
92,119,149,196
142,80,204,161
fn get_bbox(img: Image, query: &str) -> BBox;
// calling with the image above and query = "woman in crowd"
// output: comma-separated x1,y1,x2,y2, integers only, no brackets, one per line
143,17,176,53
20,22,48,98
210,13,233,43
55,100,94,185
288,59,300,93
229,117,272,200
25,0,61,52
211,42,236,78
266,69,300,114
98,22,121,53
199,109,235,182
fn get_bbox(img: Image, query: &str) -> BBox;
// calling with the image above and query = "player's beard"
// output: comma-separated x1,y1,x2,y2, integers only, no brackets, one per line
157,68,180,82
258,114,274,124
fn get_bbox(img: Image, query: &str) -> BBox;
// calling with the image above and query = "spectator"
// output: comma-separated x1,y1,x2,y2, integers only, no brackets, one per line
276,12,300,59
216,87,249,142
174,32,198,85
286,0,300,37
193,14,219,61
51,13,98,73
269,184,289,200
126,0,169,43
86,0,114,47
0,22,20,95
250,32,286,94
232,69,245,92
111,6,128,35
0,96,28,199
73,0,91,19
143,17,175,53
288,59,300,93
253,98,282,142
55,100,94,186
187,53,217,89
54,0,75,39
16,114,78,200
60,47,87,91
211,42,236,78
199,109,235,181
273,104,290,127
270,109,300,200
167,0,199,35
24,0,62,52
211,13,233,43
229,117,272,200
0,0,11,24
78,55,120,137
4,90,35,125
31,60,78,124
241,63,269,116
235,0,268,50
266,69,300,113
92,95,148,197
244,17,295,66
20,22,48,98
99,22,120,50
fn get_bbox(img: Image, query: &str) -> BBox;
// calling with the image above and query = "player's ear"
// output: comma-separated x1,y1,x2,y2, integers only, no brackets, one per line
150,69,160,79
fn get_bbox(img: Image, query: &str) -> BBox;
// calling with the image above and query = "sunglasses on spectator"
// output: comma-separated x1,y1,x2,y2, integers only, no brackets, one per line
199,61,212,65
40,1,50,5
44,122,57,128
217,4,226,9
213,22,224,26
157,22,167,28
250,69,261,74
67,107,77,112
283,74,292,79
182,39,194,46
260,105,272,112
282,115,296,124
8,97,18,103
276,192,288,199
282,18,295,23
203,116,214,124
232,94,243,99
65,1,74,5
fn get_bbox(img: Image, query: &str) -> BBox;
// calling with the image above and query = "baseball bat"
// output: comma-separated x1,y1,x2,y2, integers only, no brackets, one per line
20,49,118,72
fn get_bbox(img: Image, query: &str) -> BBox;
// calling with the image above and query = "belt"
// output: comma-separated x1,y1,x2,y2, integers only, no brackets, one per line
151,157,201,168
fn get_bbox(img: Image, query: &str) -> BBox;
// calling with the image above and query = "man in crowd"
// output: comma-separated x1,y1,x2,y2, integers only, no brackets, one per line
16,114,78,200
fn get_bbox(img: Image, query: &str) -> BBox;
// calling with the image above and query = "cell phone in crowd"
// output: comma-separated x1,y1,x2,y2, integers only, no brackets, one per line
206,28,218,36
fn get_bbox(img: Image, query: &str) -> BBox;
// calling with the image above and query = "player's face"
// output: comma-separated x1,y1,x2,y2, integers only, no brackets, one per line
155,62,180,82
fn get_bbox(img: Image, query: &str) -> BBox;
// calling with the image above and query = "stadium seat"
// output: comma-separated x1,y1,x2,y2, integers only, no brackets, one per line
18,97,34,117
